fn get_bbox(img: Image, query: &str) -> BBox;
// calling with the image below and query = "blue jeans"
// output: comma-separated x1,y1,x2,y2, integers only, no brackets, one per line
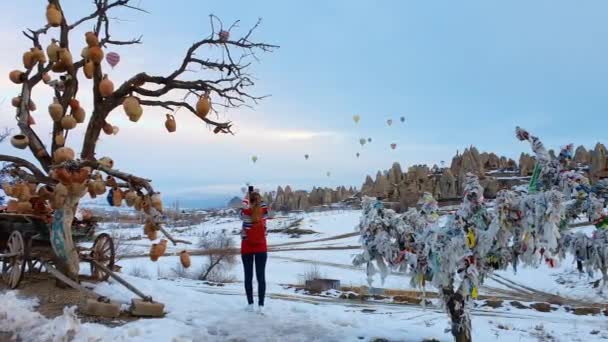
241,252,267,306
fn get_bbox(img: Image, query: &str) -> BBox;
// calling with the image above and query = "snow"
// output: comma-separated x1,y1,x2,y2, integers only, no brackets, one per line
3,209,608,341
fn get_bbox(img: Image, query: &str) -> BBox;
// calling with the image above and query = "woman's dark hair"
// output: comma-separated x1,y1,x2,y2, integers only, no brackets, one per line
250,192,262,223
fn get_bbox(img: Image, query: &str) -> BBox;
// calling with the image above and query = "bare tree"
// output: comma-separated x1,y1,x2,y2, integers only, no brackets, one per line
0,1,276,280
197,233,236,282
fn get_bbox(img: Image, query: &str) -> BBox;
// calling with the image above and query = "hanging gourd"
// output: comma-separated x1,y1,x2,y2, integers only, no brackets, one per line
54,133,65,146
112,189,123,207
304,154,309,160
196,94,211,119
31,47,46,64
10,135,29,149
9,70,25,84
58,48,73,66
93,177,106,195
72,107,86,123
352,115,360,124
400,116,405,123
83,60,94,79
359,138,366,146
11,97,21,108
27,114,36,126
61,115,77,130
46,3,62,27
99,75,114,97
219,30,230,43
144,221,158,240
48,98,63,122
387,119,393,126
47,39,60,62
151,193,163,212
53,147,75,164
69,98,80,111
88,46,104,64
23,51,35,69
103,122,114,135
390,143,397,150
165,114,176,132
125,191,138,207
28,100,37,112
251,155,258,164
180,251,191,268
105,52,120,68
85,32,99,47
122,96,142,121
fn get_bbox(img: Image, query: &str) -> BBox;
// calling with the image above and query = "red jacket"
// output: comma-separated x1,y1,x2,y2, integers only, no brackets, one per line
240,204,269,254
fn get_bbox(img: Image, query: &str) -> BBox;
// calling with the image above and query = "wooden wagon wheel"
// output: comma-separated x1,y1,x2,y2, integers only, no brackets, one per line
24,238,45,273
1,230,26,289
90,233,115,281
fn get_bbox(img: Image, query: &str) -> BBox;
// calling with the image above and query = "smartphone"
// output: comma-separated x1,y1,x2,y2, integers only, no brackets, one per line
248,185,254,193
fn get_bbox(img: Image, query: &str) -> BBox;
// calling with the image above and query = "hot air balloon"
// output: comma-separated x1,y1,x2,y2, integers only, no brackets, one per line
367,138,372,143
356,152,360,158
105,52,120,69
359,138,366,146
326,171,331,177
251,156,258,163
352,115,360,124
304,154,309,160
390,143,397,150
387,119,393,126
400,116,405,123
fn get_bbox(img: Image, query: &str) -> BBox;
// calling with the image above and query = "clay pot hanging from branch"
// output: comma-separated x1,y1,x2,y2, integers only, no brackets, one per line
46,3,62,27
196,94,211,119
61,115,77,130
9,70,25,84
99,75,114,97
53,147,75,164
83,60,94,79
54,133,65,146
10,134,29,149
103,122,114,135
165,114,176,132
72,107,85,123
88,46,104,64
85,32,99,48
48,98,63,122
47,39,60,62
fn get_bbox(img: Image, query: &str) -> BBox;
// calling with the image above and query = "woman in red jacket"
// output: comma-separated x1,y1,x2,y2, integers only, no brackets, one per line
240,191,268,313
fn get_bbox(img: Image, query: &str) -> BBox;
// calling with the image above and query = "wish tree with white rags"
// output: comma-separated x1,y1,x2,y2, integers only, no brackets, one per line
354,127,607,342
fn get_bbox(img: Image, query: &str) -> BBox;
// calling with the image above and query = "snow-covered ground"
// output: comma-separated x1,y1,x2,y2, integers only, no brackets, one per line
2,209,608,341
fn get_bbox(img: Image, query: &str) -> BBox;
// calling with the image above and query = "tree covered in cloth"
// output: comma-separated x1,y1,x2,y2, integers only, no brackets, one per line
354,127,606,342
0,0,276,280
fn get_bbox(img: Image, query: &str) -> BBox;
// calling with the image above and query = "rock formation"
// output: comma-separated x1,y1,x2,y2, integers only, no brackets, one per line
574,145,591,164
590,143,608,180
266,186,356,211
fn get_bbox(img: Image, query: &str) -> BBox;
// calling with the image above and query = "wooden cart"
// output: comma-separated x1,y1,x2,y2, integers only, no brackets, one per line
0,212,114,289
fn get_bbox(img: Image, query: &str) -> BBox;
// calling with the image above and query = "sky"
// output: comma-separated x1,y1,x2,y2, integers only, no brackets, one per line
1,0,608,206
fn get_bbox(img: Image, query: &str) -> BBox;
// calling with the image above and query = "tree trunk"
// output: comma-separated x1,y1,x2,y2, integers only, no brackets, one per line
442,286,472,342
50,191,84,280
